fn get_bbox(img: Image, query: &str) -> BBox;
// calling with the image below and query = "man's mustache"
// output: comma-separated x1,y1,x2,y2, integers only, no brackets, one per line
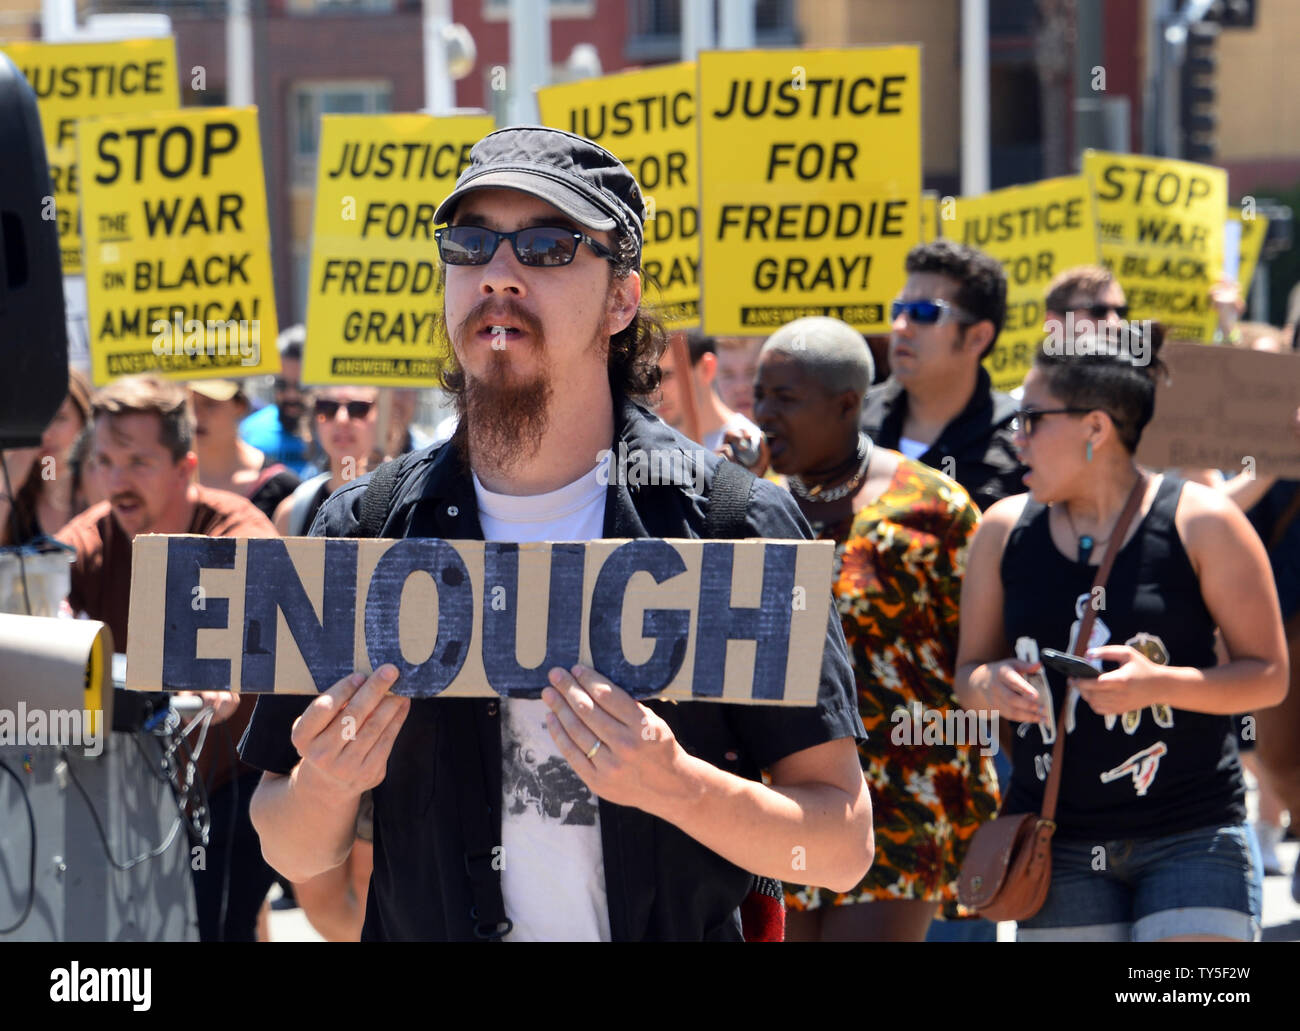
111,493,144,508
453,297,543,348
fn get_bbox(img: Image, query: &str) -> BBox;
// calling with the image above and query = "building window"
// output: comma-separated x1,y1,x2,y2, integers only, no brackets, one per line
483,0,596,21
290,81,392,183
626,0,796,61
286,0,399,13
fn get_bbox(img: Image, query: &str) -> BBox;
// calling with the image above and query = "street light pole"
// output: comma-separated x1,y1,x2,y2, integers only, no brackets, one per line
507,0,550,125
961,0,989,195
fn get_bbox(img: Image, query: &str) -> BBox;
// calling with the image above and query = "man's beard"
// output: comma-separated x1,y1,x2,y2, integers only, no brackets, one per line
452,299,554,476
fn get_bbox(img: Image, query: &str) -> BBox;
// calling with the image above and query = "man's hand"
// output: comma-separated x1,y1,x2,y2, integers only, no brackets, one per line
290,664,411,801
541,664,700,817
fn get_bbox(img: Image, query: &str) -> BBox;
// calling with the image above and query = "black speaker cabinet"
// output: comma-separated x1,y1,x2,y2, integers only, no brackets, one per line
0,51,68,449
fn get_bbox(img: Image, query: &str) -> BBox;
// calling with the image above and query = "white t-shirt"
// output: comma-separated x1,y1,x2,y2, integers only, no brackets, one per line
703,411,761,454
898,435,930,461
474,458,611,942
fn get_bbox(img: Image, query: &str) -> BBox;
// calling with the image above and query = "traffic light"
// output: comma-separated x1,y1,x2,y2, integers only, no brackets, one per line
1180,21,1219,163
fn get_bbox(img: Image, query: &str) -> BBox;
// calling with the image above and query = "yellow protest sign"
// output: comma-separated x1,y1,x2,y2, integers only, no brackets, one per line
1229,207,1268,296
954,176,1101,391
79,106,278,385
301,113,493,386
698,46,921,335
920,189,940,242
539,64,698,329
1085,150,1226,343
1,38,179,276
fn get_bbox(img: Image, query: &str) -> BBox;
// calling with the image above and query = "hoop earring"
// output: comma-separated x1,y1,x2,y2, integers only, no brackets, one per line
1086,440,1093,462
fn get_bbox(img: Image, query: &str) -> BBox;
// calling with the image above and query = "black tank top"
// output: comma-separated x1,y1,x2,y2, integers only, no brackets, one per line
1000,475,1245,840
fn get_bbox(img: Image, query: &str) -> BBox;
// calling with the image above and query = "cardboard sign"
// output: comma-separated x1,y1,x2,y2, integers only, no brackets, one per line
539,64,699,329
954,176,1102,391
301,113,494,386
126,535,834,705
1137,342,1300,476
1,38,180,277
698,46,921,335
1229,208,1269,296
1085,150,1227,344
78,106,279,385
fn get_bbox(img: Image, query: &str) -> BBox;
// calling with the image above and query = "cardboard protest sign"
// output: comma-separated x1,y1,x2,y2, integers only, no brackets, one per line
698,46,921,335
1084,150,1226,344
954,176,1101,391
126,535,834,705
0,38,179,277
1229,208,1269,296
1136,341,1300,477
78,106,279,385
301,113,494,386
539,64,698,329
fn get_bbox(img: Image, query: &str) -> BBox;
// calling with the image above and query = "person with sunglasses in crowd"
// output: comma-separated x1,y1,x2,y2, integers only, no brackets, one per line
753,317,997,942
240,325,317,479
861,241,1024,514
241,126,870,942
272,386,379,537
954,328,1287,942
1043,265,1130,337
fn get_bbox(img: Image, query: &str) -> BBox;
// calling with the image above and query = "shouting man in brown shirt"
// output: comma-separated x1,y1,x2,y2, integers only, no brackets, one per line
57,374,278,942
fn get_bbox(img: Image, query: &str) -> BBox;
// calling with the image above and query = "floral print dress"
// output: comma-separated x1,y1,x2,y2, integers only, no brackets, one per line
785,454,1000,908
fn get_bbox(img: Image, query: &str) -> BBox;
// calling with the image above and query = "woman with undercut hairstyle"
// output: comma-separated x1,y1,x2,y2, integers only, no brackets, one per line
754,317,998,943
955,328,1287,942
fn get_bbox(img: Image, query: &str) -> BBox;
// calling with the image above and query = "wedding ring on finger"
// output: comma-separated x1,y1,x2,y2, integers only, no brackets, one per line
585,739,602,761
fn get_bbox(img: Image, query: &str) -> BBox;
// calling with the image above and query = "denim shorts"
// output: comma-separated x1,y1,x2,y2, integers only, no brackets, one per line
1016,824,1262,942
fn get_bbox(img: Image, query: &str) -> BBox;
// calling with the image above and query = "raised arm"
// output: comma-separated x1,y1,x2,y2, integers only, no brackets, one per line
953,494,1047,725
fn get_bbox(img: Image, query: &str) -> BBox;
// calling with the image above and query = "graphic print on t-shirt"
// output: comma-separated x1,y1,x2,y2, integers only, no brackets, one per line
1024,591,1176,793
1099,741,1168,796
503,701,598,826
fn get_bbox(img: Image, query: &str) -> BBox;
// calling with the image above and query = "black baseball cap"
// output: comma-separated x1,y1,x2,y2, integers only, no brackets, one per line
433,126,645,260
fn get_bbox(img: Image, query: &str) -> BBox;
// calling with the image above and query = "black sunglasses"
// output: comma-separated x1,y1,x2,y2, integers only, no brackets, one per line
1013,407,1092,437
1079,303,1129,319
891,298,975,325
314,398,374,420
435,224,616,267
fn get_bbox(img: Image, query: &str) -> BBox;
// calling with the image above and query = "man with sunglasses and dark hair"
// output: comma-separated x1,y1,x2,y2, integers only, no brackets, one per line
240,324,316,478
1044,265,1129,336
862,240,1024,512
241,126,871,942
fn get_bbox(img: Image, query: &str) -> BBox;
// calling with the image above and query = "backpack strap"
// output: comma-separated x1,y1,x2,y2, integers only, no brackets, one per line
357,458,403,539
701,457,786,941
703,458,754,539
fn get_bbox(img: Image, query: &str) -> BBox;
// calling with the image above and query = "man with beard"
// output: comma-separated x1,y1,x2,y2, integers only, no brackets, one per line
240,325,315,478
241,126,871,942
56,374,279,941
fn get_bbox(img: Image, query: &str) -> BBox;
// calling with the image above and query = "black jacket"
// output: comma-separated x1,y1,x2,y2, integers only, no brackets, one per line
861,366,1026,512
240,396,863,941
